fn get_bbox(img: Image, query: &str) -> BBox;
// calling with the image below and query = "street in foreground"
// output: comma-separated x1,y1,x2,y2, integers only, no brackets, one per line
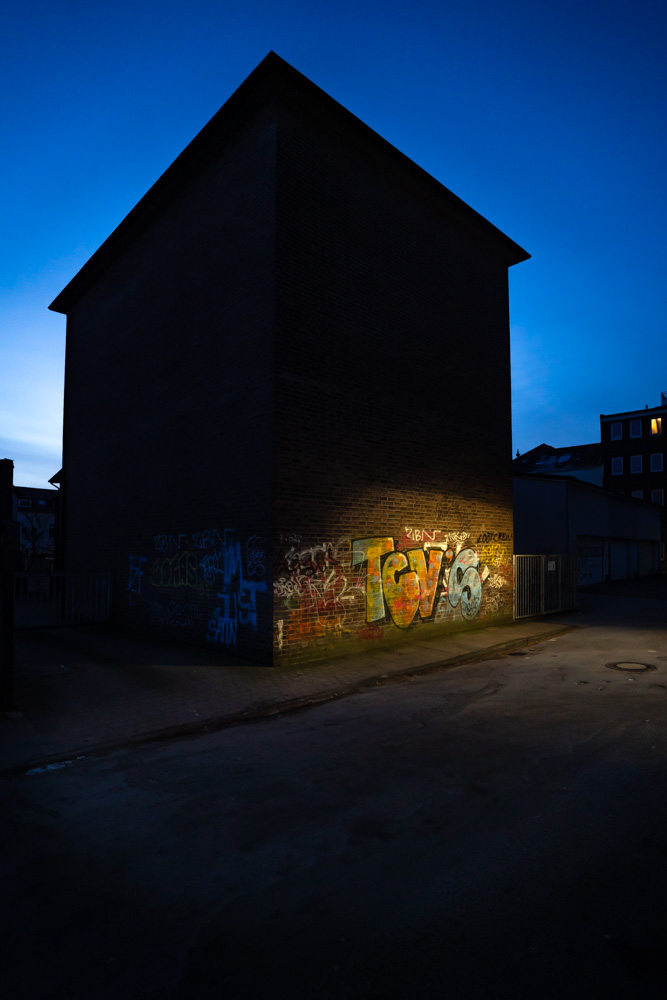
3,585,667,999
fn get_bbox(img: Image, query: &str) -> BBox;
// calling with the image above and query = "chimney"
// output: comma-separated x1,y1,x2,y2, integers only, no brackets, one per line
0,459,14,521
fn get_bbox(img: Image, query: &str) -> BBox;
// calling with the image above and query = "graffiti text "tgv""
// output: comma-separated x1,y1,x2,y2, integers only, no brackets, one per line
352,537,483,628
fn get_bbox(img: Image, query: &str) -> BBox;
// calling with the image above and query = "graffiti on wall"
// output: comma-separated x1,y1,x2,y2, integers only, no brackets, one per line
273,536,363,646
127,555,147,595
127,528,267,647
272,526,513,649
129,523,512,653
351,537,487,627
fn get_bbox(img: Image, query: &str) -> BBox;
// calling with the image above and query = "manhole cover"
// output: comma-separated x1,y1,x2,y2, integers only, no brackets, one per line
606,661,657,672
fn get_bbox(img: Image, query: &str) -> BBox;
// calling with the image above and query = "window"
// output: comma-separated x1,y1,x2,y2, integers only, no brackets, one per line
17,498,32,508
651,489,665,505
630,419,642,437
611,457,623,475
631,491,644,499
651,418,663,435
651,453,664,472
610,422,622,440
630,455,642,474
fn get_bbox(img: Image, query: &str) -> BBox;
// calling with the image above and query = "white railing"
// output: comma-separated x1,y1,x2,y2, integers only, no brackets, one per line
513,555,578,619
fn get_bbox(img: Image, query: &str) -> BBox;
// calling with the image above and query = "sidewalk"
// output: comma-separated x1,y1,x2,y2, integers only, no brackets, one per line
1,616,576,775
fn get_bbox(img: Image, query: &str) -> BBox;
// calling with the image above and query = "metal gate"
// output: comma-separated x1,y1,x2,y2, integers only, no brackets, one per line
13,572,112,628
513,555,578,619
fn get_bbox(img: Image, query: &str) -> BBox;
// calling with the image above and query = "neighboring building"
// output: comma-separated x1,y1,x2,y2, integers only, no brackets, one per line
512,442,603,486
601,392,667,574
513,474,661,585
600,393,667,507
0,459,13,521
12,486,58,570
50,52,529,666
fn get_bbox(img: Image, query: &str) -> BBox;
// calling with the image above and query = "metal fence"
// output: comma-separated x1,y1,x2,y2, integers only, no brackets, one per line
513,555,578,619
13,572,112,628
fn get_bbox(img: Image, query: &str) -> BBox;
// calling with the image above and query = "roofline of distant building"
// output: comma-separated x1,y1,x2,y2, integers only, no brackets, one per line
600,404,666,421
49,51,530,315
13,485,59,493
513,441,602,456
512,471,660,506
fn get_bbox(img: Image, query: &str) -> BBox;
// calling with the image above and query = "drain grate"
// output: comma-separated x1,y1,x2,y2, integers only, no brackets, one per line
606,661,657,672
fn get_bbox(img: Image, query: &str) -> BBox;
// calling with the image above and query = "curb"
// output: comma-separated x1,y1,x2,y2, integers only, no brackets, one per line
2,624,577,778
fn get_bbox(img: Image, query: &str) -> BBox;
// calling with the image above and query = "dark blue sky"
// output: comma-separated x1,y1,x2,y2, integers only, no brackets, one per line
2,0,666,486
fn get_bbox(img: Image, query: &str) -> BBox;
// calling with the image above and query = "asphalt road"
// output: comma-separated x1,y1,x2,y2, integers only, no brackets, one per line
4,582,667,999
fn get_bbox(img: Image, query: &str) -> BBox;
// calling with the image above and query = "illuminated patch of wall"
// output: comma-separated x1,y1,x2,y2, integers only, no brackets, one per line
273,526,514,658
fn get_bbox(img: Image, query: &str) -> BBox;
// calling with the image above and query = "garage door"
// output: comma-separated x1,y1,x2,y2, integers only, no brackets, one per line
577,536,604,585
610,539,629,581
638,540,657,576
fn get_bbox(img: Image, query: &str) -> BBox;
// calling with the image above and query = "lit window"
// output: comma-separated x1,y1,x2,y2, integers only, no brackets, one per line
631,491,644,499
651,489,665,505
651,418,663,435
651,453,663,472
630,455,642,474
630,419,642,437
610,422,622,440
611,457,623,475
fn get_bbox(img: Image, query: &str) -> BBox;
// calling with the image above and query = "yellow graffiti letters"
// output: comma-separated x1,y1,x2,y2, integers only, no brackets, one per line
354,538,446,628
407,547,444,619
352,537,394,622
381,551,420,628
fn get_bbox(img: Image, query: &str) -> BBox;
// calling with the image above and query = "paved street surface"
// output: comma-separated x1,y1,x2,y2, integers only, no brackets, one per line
2,615,570,773
3,577,667,998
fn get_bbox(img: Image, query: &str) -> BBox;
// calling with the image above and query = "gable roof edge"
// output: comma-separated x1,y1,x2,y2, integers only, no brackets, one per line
50,51,529,315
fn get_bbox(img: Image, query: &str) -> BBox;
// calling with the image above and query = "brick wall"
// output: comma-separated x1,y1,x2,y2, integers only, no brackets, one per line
58,59,522,667
601,411,666,502
272,101,516,665
61,106,277,661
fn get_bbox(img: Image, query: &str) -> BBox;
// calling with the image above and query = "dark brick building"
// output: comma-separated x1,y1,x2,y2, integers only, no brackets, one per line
601,394,666,507
50,53,529,665
601,393,666,572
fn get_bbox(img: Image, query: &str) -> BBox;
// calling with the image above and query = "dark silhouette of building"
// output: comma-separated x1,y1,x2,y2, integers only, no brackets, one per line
601,393,666,573
12,486,57,570
50,53,529,665
601,393,666,506
513,473,661,584
512,442,603,486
